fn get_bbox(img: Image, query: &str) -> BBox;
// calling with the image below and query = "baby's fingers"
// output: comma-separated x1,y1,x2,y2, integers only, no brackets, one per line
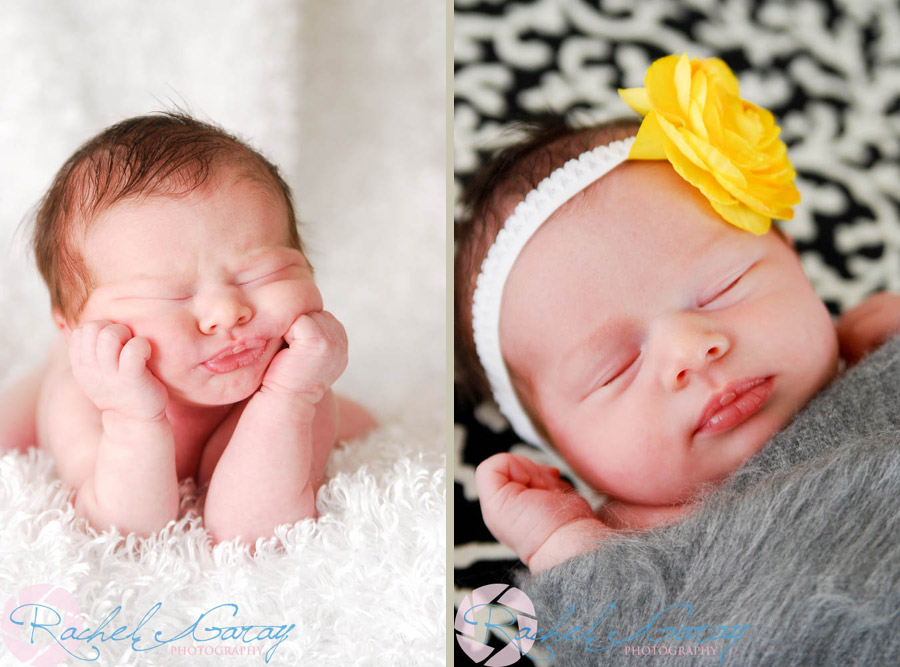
476,453,526,498
476,453,557,498
96,324,134,375
285,311,347,352
69,320,111,367
118,337,152,379
509,457,563,491
307,310,346,340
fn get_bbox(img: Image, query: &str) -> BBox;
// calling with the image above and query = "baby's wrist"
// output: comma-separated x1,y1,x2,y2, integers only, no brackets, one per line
526,517,608,574
259,380,328,406
254,385,320,419
102,406,166,425
101,408,171,443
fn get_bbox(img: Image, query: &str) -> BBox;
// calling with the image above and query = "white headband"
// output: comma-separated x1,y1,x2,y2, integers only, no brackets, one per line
471,136,635,448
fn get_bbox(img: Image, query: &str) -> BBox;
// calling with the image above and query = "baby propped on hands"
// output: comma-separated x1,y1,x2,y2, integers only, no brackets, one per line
1,113,375,544
456,54,900,573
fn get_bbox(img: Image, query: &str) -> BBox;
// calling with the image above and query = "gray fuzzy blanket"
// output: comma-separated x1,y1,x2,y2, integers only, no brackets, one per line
515,336,900,666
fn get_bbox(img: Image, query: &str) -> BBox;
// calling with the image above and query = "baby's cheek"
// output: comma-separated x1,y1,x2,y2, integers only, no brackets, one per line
125,312,196,371
574,412,672,495
272,280,321,313
255,281,322,334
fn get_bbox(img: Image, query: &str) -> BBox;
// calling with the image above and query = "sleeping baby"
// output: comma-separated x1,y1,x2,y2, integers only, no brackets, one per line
0,113,375,544
455,54,900,573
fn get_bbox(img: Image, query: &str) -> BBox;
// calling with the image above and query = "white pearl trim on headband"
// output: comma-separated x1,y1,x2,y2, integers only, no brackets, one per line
471,136,635,449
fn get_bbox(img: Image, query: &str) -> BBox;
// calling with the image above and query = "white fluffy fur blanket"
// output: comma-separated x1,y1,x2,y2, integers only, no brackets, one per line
0,415,444,666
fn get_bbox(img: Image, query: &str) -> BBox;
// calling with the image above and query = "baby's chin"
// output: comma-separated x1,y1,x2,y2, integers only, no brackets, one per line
168,384,259,408
165,371,266,407
583,431,777,506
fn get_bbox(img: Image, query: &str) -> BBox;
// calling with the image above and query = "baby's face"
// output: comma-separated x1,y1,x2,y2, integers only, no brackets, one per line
501,161,839,505
71,168,321,407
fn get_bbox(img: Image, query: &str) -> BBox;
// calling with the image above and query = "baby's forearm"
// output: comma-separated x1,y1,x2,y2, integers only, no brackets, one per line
203,389,330,544
526,503,693,572
75,411,179,535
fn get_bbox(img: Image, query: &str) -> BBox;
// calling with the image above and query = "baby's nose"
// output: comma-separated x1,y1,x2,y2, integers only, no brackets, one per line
652,314,730,391
196,287,253,334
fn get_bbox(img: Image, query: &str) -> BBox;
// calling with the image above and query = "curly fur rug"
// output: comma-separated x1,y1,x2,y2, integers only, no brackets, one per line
0,416,444,666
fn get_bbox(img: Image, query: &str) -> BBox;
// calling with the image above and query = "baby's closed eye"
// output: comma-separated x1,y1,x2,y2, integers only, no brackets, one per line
598,352,640,388
582,349,642,399
155,293,193,302
697,262,757,309
236,265,292,286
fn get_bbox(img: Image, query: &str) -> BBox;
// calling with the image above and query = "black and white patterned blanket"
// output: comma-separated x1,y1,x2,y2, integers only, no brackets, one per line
454,1,900,663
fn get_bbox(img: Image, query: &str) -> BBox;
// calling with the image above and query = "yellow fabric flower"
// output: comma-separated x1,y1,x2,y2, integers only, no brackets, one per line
619,53,799,235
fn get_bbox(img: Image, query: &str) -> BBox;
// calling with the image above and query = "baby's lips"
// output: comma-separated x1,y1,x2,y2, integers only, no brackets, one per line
201,338,268,374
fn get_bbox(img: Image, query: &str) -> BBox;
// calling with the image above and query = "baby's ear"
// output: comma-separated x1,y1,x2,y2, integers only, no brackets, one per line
52,308,73,338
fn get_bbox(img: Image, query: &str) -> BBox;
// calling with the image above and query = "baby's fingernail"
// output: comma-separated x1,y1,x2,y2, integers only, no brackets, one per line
509,458,529,483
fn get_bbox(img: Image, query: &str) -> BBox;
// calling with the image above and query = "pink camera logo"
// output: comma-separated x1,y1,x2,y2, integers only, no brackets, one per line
455,583,537,666
1,584,84,666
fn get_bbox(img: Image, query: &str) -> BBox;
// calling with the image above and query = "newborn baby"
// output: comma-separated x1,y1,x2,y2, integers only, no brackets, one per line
0,113,375,544
455,55,900,573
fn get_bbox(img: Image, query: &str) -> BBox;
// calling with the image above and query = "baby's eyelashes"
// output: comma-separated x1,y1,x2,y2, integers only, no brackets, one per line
698,276,742,308
117,272,287,301
584,349,642,398
697,262,757,309
235,266,287,286
234,256,307,287
600,354,639,387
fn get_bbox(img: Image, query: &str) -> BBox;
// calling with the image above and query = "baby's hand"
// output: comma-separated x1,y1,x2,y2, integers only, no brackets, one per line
69,321,168,421
261,311,348,403
837,292,900,365
476,453,607,572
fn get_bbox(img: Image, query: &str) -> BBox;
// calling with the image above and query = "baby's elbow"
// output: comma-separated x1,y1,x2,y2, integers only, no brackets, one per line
335,395,378,442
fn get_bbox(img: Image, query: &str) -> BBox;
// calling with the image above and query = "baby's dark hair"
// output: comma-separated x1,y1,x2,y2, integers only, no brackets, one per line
454,117,640,431
32,112,303,321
